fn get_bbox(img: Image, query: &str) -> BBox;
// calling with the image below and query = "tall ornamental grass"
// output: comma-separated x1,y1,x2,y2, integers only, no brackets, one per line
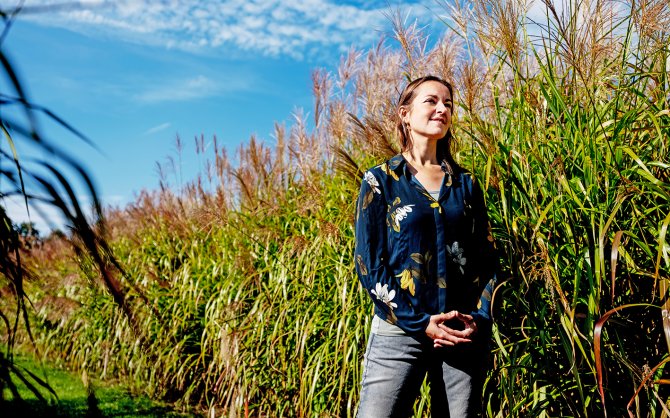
448,1,670,415
13,1,670,417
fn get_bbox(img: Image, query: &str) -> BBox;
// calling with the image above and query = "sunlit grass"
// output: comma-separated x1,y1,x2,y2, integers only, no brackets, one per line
3,354,199,417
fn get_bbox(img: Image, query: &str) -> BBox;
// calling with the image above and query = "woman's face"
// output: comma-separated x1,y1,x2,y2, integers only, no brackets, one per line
400,80,453,142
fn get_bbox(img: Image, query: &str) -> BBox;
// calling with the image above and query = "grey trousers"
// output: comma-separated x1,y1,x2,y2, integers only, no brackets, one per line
356,333,486,418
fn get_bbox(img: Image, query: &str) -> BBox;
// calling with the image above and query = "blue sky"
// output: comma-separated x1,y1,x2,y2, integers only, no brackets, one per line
1,0,442,232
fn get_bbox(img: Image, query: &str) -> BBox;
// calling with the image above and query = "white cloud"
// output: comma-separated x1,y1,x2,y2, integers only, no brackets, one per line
3,193,68,234
10,0,437,60
143,122,172,135
133,74,235,103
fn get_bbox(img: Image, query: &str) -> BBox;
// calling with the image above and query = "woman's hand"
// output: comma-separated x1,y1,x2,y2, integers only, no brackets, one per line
425,311,477,348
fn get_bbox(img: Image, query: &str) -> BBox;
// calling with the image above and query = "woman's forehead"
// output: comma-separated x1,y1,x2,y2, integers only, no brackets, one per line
414,80,452,100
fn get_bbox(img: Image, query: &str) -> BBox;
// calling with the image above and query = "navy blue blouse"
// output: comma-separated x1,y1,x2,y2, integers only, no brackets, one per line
354,154,498,335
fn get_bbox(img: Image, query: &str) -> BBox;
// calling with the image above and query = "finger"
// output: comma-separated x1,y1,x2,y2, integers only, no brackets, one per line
433,339,455,347
433,336,471,347
436,331,472,344
432,311,458,323
436,311,474,325
444,310,461,320
437,324,475,338
453,312,474,323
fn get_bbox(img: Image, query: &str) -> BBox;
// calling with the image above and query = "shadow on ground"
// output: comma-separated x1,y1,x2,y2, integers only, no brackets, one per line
2,354,203,418
2,397,200,417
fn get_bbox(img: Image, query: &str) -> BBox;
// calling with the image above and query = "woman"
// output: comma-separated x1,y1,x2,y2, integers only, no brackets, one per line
354,75,498,418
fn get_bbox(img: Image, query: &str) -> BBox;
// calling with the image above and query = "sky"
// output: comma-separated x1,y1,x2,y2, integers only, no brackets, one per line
0,0,446,233
0,0,585,234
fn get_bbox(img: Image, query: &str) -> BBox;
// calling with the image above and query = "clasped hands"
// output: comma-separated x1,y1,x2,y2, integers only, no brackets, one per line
425,311,477,348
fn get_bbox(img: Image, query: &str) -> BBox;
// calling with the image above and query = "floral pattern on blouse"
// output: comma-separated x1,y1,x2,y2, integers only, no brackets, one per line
354,154,499,334
371,282,398,309
446,241,466,274
389,201,415,232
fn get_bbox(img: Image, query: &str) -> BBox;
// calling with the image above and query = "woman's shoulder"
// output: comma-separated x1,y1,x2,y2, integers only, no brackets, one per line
365,154,404,180
451,168,481,196
450,164,477,182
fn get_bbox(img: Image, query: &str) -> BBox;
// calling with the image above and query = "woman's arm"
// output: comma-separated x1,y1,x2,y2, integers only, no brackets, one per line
467,175,499,327
354,169,432,335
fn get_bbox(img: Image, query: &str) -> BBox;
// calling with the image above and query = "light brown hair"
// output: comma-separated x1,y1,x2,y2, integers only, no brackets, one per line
395,75,459,172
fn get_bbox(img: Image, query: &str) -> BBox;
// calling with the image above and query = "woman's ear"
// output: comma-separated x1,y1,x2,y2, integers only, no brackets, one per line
398,105,409,124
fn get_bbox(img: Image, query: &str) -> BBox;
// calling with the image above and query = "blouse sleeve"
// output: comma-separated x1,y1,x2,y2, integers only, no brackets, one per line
354,170,431,335
468,175,499,327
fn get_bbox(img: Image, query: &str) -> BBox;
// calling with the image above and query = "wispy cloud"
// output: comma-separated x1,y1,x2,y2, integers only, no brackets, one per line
134,74,229,103
14,0,436,60
3,194,70,234
143,122,171,135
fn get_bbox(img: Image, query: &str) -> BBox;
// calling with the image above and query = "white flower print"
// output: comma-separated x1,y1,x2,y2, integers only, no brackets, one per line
446,241,467,274
370,283,398,309
364,171,381,194
392,204,415,231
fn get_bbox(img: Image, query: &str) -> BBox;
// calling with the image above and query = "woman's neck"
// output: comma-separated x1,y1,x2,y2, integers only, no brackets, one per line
403,139,439,166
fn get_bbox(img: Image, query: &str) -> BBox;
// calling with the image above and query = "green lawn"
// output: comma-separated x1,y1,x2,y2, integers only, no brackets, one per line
2,354,202,417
